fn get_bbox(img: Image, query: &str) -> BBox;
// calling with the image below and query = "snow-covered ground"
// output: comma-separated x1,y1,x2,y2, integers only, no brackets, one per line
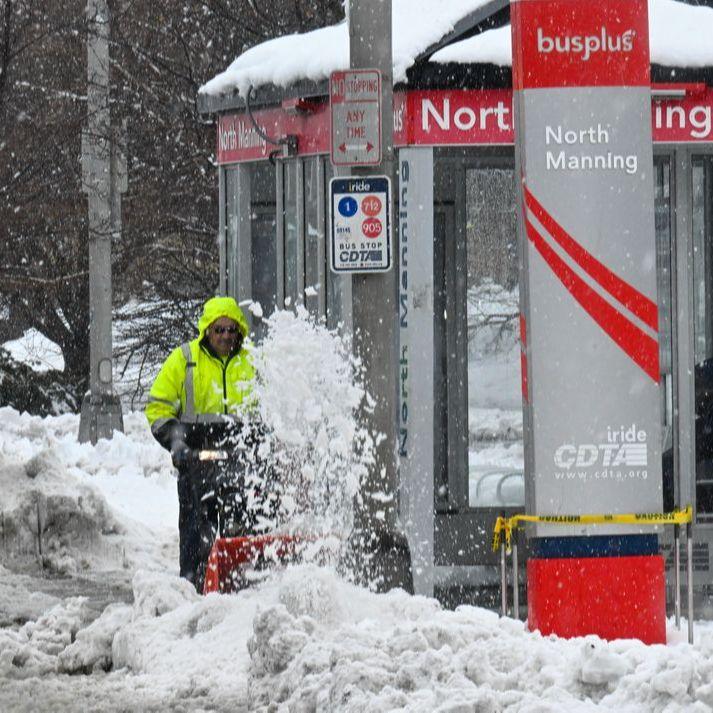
2,329,65,373
2,311,713,712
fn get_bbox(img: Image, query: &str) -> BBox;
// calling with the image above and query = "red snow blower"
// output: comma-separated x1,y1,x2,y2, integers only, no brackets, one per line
195,448,325,595
203,533,311,594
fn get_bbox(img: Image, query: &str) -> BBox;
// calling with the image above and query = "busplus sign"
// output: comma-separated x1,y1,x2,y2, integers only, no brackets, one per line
512,0,663,534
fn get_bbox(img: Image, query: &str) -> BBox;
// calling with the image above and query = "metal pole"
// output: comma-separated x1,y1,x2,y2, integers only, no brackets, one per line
78,0,124,444
687,521,694,644
500,540,508,617
674,523,681,629
512,531,519,620
347,0,412,593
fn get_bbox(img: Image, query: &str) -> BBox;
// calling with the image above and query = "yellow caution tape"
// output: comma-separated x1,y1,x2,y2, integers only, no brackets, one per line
491,506,693,553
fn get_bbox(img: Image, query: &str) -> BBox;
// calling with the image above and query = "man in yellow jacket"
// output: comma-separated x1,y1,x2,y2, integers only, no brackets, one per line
146,296,257,590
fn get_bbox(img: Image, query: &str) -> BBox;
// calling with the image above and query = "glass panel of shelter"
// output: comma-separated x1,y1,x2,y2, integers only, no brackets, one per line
692,153,713,519
237,156,345,339
465,165,523,509
435,148,686,522
654,153,676,513
283,159,301,308
304,157,324,317
249,162,277,342
225,168,239,299
434,149,523,512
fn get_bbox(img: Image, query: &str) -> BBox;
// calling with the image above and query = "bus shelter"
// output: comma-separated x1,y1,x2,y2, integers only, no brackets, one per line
197,0,713,613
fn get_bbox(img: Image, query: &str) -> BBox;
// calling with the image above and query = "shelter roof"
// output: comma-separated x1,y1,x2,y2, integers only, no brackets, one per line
198,0,713,112
430,0,713,68
199,0,506,99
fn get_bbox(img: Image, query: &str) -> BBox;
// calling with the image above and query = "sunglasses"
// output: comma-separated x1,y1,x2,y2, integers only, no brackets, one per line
212,326,239,335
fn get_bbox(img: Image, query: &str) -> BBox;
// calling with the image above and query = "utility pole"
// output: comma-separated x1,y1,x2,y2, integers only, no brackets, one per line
348,0,413,593
78,0,125,444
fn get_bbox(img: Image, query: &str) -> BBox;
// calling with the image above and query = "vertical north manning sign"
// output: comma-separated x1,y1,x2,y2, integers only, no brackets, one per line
330,69,382,166
329,175,391,273
513,0,662,535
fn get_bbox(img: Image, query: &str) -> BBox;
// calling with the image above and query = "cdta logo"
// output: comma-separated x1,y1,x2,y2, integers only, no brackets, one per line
554,443,647,469
361,195,382,217
555,424,649,469
537,27,635,62
362,217,382,238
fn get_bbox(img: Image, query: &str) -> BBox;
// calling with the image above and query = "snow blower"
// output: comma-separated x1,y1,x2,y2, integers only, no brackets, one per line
196,447,323,595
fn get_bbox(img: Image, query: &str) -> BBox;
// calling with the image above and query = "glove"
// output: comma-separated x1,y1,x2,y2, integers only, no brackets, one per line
171,441,197,469
152,419,188,451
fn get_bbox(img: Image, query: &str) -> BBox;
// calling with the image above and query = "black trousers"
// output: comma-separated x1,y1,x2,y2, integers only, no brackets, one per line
177,461,220,592
173,423,280,592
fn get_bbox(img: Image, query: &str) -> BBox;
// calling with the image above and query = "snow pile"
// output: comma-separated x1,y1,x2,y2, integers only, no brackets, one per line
431,0,713,68
4,563,713,712
250,308,373,539
648,0,713,67
0,597,96,678
0,565,61,626
200,0,494,96
0,408,178,579
246,570,713,712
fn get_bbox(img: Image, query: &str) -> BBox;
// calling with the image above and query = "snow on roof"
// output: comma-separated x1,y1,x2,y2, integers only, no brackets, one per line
431,0,713,68
199,0,496,97
201,0,713,100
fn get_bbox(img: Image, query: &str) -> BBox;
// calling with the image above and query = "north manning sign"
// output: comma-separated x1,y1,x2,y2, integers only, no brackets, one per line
330,176,391,273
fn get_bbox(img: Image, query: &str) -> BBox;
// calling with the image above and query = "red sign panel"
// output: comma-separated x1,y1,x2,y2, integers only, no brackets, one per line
216,104,330,164
397,89,514,145
511,0,650,90
652,87,713,143
216,88,713,164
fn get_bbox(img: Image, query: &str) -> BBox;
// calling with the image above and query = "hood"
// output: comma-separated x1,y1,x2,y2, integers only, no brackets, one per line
197,296,249,340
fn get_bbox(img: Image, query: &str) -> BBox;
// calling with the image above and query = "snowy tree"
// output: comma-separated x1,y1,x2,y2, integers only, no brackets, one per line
0,0,343,408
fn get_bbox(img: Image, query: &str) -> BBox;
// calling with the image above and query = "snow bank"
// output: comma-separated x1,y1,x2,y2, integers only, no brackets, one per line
245,568,713,712
3,564,713,712
0,407,178,583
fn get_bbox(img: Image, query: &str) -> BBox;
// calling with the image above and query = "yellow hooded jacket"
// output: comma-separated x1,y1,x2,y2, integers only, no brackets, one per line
145,297,255,435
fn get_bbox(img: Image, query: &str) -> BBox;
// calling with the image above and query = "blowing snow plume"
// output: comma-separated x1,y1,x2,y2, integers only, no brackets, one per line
243,308,374,553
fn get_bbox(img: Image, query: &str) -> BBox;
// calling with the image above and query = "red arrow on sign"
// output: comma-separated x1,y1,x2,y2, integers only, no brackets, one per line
339,142,375,153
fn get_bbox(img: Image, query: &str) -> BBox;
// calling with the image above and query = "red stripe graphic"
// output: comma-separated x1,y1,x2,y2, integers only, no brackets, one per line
524,187,658,332
524,214,660,383
521,350,529,403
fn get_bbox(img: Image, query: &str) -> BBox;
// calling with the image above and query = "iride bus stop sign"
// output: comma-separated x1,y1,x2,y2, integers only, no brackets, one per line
330,176,392,273
330,69,381,166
